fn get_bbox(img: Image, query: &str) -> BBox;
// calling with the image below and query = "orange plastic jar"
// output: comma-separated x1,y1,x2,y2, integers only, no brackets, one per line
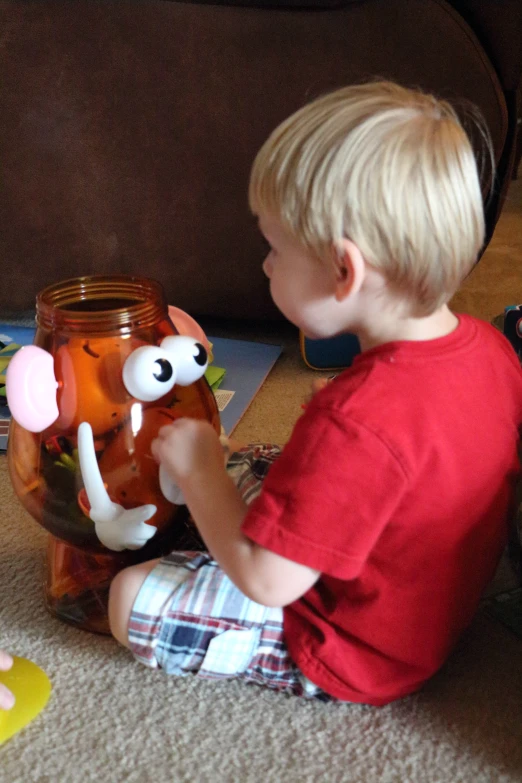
8,275,219,633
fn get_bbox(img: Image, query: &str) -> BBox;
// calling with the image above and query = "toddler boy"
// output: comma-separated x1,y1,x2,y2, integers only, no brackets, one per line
108,82,522,705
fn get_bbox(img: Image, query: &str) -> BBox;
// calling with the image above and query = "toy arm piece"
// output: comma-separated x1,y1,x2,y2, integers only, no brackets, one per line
77,422,119,520
77,422,158,552
159,463,186,506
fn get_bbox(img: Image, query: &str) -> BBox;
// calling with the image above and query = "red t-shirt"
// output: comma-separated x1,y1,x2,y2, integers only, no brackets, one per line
241,315,522,705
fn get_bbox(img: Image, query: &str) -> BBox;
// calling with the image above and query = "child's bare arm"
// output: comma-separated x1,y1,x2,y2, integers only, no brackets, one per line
178,456,320,606
152,420,320,607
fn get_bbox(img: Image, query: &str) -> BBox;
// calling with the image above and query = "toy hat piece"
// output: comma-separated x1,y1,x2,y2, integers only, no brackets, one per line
6,346,59,432
0,657,52,744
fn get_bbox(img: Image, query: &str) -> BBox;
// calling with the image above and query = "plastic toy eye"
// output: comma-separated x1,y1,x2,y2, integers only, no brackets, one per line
122,346,177,402
122,336,208,402
516,319,522,339
153,358,174,383
159,336,208,385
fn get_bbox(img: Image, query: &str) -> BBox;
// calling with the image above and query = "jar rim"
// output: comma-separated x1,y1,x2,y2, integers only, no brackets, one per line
36,275,168,333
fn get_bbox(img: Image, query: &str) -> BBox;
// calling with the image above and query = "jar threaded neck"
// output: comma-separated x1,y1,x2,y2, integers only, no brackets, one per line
36,275,168,333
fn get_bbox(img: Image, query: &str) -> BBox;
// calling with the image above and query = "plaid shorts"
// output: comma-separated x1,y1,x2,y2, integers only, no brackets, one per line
128,445,332,700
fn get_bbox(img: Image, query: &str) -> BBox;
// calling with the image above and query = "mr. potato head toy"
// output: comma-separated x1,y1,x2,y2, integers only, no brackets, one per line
6,297,220,633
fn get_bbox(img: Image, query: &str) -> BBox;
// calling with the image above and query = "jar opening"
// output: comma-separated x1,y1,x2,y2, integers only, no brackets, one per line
36,275,168,333
62,297,142,313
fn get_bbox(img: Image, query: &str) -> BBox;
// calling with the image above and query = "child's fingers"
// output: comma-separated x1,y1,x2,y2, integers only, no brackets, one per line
0,650,13,671
156,419,200,441
150,438,161,462
152,423,182,456
156,423,179,440
0,653,14,710
0,682,15,710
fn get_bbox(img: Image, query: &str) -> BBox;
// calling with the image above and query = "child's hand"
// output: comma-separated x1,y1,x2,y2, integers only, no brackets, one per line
303,375,337,407
311,377,331,396
0,650,15,710
152,419,224,486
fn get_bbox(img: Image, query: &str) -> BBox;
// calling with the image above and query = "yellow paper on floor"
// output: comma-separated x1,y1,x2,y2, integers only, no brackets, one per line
0,657,51,744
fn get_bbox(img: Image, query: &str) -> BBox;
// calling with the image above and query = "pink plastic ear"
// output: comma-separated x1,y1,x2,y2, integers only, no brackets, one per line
168,305,210,352
6,346,59,433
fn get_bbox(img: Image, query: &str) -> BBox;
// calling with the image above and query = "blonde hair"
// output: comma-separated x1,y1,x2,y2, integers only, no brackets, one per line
249,81,492,316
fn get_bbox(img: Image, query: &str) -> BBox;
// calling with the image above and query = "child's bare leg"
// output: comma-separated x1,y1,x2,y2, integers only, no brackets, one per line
108,559,160,648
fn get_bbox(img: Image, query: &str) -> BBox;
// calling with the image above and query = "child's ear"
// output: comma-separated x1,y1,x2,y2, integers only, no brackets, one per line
333,239,365,302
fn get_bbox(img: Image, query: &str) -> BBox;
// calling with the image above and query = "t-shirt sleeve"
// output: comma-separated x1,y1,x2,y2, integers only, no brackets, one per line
241,406,409,580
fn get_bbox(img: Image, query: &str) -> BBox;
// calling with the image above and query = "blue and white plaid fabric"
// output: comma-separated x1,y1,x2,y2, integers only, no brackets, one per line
128,551,330,699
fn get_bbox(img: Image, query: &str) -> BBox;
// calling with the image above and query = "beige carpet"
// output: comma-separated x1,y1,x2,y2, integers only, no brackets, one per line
1,179,522,782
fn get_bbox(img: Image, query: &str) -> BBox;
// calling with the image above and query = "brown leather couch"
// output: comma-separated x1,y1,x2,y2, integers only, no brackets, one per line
1,0,520,320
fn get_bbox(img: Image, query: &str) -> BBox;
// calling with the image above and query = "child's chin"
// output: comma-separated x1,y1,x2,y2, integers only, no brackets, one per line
303,328,337,341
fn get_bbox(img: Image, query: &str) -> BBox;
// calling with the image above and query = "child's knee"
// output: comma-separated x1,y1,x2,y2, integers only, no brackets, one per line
108,567,134,647
108,559,160,648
